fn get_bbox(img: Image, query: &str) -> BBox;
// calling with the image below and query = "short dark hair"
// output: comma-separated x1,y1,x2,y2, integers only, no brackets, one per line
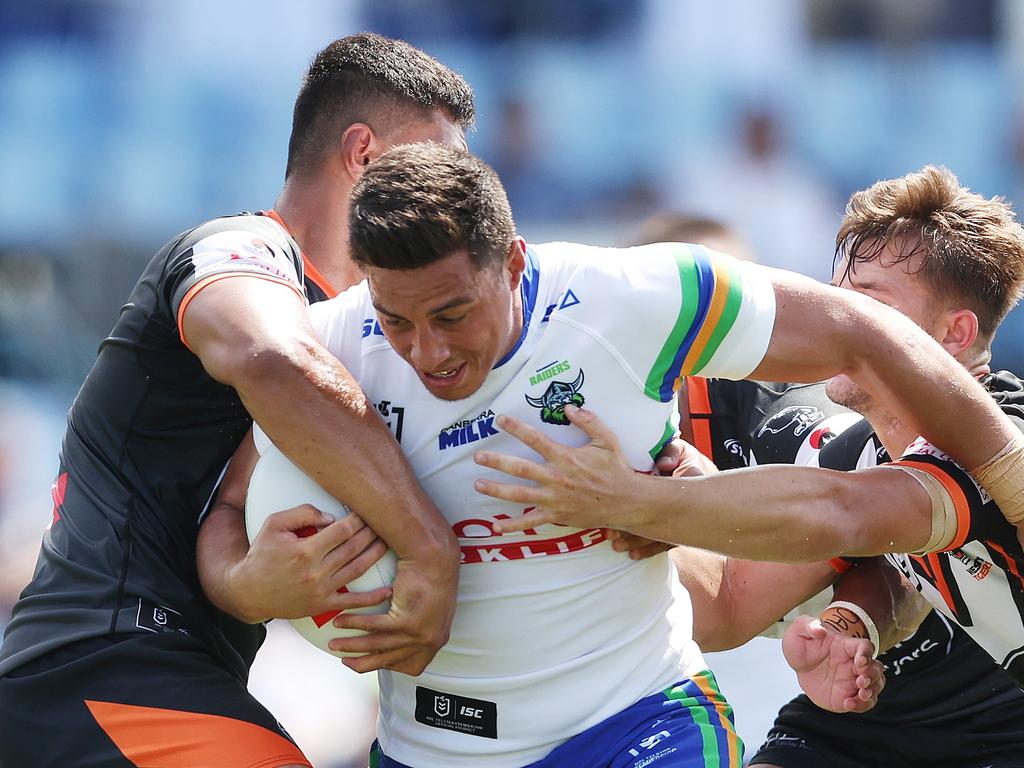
836,165,1024,339
285,33,475,179
349,143,515,271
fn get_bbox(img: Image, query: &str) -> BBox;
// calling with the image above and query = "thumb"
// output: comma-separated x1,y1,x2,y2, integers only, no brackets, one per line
654,441,683,476
266,503,337,535
783,615,826,671
565,405,619,450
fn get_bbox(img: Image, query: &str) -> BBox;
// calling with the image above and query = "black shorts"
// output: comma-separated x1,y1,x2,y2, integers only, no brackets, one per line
0,631,311,768
747,694,1024,768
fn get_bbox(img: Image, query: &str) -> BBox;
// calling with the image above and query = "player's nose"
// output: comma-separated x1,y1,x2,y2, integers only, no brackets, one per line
409,327,452,371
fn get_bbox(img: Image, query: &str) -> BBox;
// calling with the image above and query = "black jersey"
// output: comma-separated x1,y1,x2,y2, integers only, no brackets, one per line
0,210,331,681
691,376,1024,708
816,409,1024,707
819,371,1024,688
684,376,861,470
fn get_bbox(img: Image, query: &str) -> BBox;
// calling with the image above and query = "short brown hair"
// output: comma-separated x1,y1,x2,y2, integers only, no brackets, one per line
286,33,475,179
349,143,515,271
836,165,1024,338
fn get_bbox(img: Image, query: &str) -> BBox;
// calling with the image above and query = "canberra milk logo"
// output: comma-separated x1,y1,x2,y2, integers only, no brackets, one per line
525,369,585,426
438,409,499,451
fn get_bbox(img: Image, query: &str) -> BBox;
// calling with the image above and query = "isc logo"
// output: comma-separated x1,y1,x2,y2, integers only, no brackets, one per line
459,706,483,719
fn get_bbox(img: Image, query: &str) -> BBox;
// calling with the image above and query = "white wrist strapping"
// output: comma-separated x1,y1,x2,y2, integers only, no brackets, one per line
821,600,880,659
971,434,1024,526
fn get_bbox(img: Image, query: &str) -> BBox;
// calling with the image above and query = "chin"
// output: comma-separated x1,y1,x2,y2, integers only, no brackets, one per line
825,374,871,414
428,387,474,402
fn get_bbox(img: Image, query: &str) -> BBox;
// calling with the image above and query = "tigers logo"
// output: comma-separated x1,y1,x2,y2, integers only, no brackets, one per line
525,369,585,426
756,406,824,438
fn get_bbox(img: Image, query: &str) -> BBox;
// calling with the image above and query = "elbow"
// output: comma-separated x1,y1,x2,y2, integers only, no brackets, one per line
823,474,882,559
695,620,748,652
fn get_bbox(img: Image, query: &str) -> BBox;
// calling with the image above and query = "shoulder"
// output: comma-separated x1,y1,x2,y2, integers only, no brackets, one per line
307,280,374,355
162,212,303,291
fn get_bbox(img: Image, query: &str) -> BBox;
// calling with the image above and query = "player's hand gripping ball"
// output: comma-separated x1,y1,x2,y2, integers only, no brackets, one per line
245,445,397,657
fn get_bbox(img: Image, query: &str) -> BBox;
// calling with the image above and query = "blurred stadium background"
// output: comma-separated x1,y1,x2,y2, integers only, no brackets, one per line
3,1,1024,765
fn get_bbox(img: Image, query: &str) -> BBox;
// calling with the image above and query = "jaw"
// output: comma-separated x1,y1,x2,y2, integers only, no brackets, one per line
824,374,872,414
417,361,471,399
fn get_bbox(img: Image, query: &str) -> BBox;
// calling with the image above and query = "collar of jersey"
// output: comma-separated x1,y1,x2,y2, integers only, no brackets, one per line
493,245,540,370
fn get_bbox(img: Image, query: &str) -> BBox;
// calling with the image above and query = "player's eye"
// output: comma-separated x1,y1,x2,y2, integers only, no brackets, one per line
436,313,467,325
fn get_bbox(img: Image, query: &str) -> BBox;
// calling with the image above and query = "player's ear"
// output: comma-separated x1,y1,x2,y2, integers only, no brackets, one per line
506,237,527,292
339,123,377,179
940,308,979,359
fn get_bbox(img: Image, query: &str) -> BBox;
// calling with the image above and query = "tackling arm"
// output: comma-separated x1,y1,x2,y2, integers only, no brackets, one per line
747,266,1017,476
825,556,931,653
677,547,837,651
477,407,941,562
185,277,458,673
196,432,391,625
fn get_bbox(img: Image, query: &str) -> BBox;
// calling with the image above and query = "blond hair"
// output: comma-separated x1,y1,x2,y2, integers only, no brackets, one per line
836,165,1024,339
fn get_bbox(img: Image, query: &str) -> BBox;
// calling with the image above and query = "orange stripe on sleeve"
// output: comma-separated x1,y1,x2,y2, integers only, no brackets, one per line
176,272,305,352
893,458,973,551
680,264,731,375
85,700,311,768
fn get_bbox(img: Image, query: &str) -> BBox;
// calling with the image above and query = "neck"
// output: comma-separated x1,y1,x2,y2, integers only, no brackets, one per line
274,173,364,292
867,350,985,459
862,403,917,461
502,283,526,361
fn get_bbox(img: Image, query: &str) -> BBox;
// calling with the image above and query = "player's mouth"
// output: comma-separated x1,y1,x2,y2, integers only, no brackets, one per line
421,362,468,390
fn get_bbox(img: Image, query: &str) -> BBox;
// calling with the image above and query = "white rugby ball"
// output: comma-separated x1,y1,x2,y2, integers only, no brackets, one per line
245,444,397,657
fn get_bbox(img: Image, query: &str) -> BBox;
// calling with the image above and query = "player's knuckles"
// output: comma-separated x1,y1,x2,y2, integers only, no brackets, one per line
341,542,388,577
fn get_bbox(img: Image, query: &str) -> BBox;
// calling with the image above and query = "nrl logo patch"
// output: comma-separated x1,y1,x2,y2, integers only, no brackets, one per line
525,369,585,426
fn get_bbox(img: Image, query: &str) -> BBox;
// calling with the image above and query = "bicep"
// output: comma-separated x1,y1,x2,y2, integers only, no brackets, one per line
684,549,837,650
180,275,314,384
745,266,867,383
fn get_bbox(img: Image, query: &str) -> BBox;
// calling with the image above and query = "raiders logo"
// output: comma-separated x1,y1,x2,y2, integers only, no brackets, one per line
525,369,585,426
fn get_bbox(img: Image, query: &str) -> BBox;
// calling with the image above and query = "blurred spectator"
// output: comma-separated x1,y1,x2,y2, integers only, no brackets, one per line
628,212,756,262
0,381,66,634
662,104,842,281
486,95,569,221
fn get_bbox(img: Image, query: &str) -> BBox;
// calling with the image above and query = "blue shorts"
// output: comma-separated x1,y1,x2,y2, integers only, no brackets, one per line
370,669,743,768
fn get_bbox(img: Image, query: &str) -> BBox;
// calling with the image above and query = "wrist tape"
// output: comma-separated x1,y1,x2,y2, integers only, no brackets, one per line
820,600,879,659
971,434,1024,526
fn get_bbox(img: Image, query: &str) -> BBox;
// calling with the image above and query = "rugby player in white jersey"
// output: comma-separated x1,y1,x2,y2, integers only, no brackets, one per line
201,145,1024,767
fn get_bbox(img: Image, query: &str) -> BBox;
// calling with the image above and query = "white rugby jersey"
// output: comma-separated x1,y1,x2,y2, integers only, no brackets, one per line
290,242,775,766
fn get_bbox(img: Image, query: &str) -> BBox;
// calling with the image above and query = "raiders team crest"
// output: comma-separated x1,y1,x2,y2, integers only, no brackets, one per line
525,369,585,426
